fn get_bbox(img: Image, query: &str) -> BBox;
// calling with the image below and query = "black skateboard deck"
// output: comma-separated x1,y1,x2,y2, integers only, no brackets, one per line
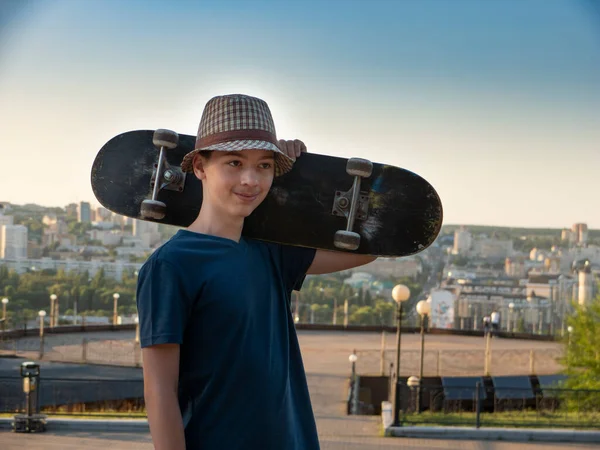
91,129,443,257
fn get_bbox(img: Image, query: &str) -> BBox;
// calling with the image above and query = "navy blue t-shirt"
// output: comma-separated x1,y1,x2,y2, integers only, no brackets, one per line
136,229,320,449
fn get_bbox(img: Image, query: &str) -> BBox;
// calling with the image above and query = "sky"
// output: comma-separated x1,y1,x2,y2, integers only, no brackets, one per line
1,0,599,229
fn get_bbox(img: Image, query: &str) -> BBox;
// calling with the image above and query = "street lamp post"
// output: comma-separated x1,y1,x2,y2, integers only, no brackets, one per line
416,299,431,414
567,325,574,369
344,292,358,328
348,352,358,415
349,352,357,381
49,294,57,328
407,375,420,412
1,298,8,337
113,293,120,326
294,291,300,324
391,284,410,426
508,302,515,333
333,297,338,325
134,315,140,344
38,310,46,359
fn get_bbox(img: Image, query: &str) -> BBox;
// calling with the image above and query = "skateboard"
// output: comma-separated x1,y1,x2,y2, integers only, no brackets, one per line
91,129,443,257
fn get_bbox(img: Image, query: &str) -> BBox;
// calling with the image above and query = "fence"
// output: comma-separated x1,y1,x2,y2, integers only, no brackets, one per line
0,376,145,416
394,382,600,430
0,335,142,367
355,347,564,377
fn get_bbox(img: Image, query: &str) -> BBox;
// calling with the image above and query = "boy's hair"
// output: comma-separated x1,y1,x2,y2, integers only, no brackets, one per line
191,150,213,167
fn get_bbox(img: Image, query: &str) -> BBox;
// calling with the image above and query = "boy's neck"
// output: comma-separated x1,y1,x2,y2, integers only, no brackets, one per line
186,205,244,242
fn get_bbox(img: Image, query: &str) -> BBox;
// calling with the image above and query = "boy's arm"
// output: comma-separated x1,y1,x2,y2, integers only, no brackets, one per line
142,343,186,450
307,249,376,275
277,139,378,275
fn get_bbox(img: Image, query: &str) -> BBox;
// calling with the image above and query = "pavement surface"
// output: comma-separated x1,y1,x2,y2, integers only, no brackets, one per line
0,330,585,449
2,428,600,450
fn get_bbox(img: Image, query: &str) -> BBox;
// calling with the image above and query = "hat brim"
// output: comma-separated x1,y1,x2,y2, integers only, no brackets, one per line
181,140,294,177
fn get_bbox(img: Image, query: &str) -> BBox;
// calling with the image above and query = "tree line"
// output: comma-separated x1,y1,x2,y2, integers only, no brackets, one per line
0,266,138,326
0,265,423,328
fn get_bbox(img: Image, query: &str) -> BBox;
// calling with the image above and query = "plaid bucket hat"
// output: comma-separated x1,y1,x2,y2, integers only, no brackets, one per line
181,94,294,177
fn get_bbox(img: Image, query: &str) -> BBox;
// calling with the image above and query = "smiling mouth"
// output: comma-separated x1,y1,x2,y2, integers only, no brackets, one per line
234,192,260,202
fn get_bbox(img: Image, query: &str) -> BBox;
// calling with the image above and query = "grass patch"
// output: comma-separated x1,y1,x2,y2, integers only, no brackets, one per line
0,411,147,420
401,410,600,430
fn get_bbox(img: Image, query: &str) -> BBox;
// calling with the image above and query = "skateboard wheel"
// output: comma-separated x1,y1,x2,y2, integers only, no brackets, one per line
346,158,373,178
334,230,361,251
141,199,167,220
153,129,179,149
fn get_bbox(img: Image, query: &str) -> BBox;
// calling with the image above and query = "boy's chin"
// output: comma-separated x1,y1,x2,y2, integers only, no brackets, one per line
233,205,260,219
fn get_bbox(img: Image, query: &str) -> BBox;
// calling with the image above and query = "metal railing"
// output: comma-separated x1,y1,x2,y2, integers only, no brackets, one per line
395,383,600,429
0,376,145,417
0,335,142,367
356,348,564,377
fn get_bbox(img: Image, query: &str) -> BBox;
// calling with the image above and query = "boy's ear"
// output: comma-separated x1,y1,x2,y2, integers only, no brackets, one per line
192,153,206,180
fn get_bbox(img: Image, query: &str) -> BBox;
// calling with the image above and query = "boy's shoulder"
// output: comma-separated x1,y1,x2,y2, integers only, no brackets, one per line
139,229,209,272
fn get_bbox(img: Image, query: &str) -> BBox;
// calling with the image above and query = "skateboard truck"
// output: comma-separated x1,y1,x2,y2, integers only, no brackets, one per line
140,129,185,220
332,158,373,251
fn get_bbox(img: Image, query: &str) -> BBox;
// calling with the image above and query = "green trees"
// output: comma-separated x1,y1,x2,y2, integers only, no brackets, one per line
563,297,600,390
0,265,425,328
296,275,422,326
0,266,139,327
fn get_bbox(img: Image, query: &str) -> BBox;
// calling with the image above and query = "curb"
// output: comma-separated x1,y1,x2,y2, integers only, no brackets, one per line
385,425,600,443
0,417,149,432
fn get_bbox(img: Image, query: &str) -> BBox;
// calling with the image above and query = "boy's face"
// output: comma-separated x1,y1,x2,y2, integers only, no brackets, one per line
193,149,275,219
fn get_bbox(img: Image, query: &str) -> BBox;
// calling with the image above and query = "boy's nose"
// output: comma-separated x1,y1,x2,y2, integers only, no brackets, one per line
240,169,259,186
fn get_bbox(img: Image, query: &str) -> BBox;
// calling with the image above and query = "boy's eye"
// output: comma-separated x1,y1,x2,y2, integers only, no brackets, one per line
228,160,242,167
260,162,272,169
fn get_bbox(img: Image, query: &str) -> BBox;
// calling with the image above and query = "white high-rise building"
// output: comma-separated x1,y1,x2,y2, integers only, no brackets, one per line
453,227,472,255
572,223,588,245
577,262,595,306
1,224,28,259
133,219,161,247
0,214,15,255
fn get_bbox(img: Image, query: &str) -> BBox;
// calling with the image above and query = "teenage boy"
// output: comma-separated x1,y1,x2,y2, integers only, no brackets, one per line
137,94,376,450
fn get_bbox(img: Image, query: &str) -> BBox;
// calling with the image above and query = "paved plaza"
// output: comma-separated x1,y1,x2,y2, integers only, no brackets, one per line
0,329,579,449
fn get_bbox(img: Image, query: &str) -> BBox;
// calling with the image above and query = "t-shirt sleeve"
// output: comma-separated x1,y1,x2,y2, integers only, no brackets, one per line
135,257,192,348
277,244,317,292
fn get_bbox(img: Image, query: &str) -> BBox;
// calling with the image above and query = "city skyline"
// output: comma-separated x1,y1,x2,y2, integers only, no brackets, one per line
2,198,599,233
1,1,599,228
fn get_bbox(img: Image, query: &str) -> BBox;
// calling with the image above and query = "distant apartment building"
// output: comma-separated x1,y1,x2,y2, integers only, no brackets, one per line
0,225,28,259
560,245,600,272
573,223,588,245
452,227,472,255
133,219,162,247
562,223,589,246
65,203,78,219
349,256,423,280
0,214,14,251
526,273,562,299
42,216,71,247
472,238,513,260
0,257,142,281
95,206,113,222
78,201,92,223
505,256,527,277
88,229,123,246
